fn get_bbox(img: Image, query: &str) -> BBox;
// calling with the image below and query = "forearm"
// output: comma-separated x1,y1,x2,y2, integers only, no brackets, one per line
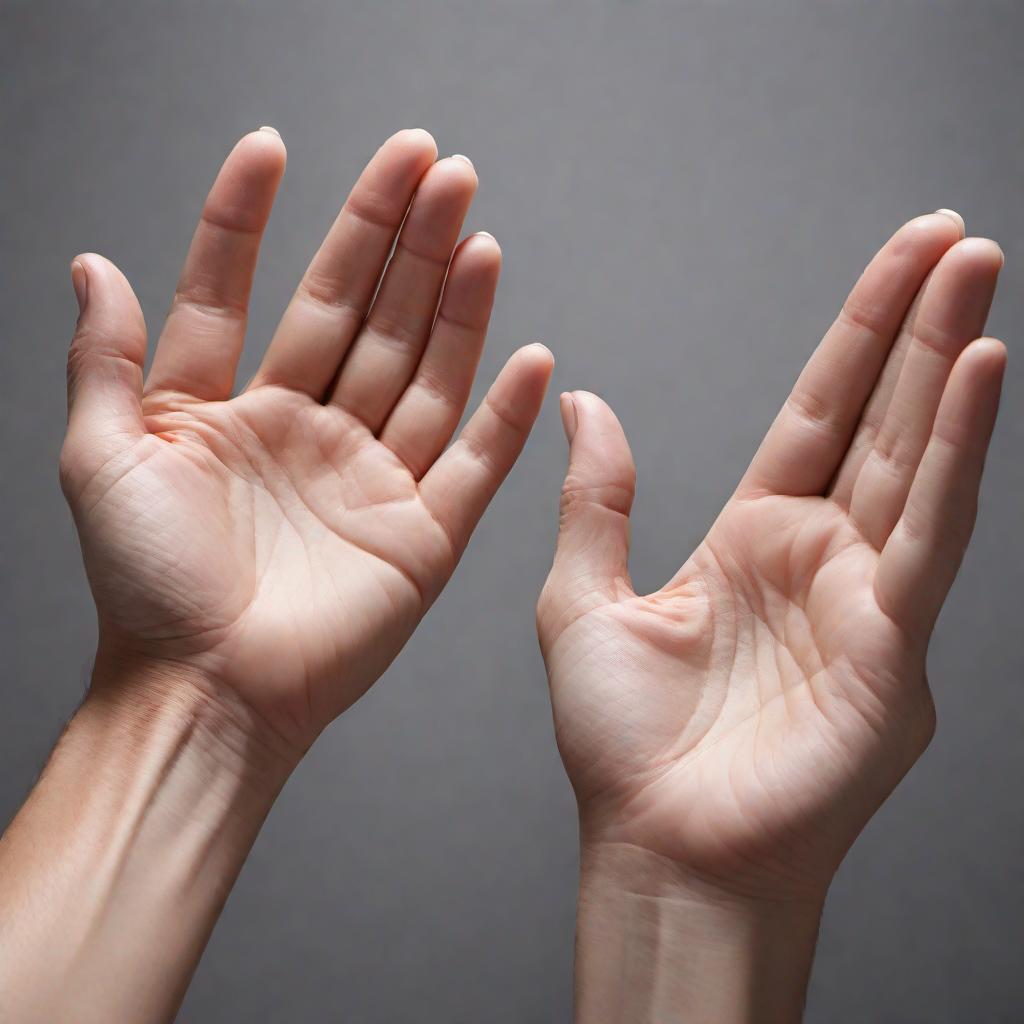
574,843,823,1024
0,656,296,1024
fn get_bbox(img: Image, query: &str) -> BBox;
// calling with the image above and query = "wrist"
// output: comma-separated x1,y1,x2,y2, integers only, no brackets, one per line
0,653,297,1022
575,842,824,1024
87,645,308,781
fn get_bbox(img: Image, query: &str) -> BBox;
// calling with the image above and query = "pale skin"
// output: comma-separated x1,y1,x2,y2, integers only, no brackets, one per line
537,211,1006,1022
0,127,552,1023
0,126,1006,1021
62,128,553,745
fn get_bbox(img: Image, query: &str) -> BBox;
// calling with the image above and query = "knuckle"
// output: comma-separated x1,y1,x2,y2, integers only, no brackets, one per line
785,387,832,430
559,475,634,518
65,337,95,396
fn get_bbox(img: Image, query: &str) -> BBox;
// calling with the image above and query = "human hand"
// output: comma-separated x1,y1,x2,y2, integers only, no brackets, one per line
537,213,1004,1020
62,128,553,757
540,213,1003,897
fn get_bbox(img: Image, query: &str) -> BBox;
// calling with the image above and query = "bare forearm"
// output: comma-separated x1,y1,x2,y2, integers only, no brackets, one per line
0,658,296,1024
574,843,823,1024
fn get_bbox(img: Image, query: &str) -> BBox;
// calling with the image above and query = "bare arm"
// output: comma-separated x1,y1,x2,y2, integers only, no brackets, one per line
0,665,292,1023
538,210,1004,1021
0,126,552,1021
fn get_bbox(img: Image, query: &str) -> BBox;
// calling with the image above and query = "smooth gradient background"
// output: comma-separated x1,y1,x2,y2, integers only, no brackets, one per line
2,2,1022,1021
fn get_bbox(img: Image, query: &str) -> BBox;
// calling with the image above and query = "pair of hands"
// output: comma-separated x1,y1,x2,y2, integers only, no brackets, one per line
63,128,1004,929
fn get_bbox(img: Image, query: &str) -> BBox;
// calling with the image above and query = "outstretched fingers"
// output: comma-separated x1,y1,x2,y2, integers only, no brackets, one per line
419,344,553,561
251,128,438,398
875,338,1007,633
328,154,479,429
829,270,944,508
145,128,286,401
846,237,1002,547
380,232,501,478
738,213,963,499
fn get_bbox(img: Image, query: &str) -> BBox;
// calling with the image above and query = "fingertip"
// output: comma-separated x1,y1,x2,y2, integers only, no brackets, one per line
946,233,1003,264
237,126,288,168
519,342,555,378
495,345,553,416
895,212,964,259
935,208,966,238
387,127,439,164
405,127,438,150
70,252,135,296
553,390,636,533
200,132,287,238
940,339,1008,433
403,154,478,220
448,154,479,187
64,252,147,377
950,236,1005,273
966,336,1008,371
454,231,502,269
431,153,480,193
562,391,632,462
469,230,501,254
567,389,617,425
72,251,102,271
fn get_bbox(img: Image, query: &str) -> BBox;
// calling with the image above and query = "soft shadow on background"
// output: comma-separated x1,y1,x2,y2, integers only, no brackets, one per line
2,2,1021,1021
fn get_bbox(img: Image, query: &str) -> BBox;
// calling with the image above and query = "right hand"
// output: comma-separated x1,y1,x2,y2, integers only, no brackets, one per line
61,128,552,756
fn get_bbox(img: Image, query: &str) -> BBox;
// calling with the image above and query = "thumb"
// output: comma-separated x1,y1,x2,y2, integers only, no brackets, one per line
539,391,636,633
61,254,148,497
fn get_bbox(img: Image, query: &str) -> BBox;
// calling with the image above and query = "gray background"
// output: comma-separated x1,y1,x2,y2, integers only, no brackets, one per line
2,1,1022,1020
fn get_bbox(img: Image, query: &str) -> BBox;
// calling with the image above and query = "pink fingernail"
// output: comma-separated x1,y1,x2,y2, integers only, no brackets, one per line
70,260,88,315
935,208,965,237
559,393,577,444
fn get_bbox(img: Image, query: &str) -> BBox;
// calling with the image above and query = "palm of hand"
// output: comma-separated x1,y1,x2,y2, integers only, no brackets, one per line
63,129,552,745
540,215,1004,895
75,388,455,734
544,493,931,895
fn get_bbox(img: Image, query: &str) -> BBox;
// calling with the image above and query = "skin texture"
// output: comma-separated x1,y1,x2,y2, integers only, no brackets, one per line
61,128,553,753
0,128,552,1024
537,212,1006,1021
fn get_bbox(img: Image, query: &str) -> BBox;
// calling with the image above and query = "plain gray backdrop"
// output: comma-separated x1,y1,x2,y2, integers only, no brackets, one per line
2,2,1022,1021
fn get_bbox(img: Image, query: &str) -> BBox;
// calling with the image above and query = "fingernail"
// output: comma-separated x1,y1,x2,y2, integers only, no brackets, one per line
70,260,88,315
473,230,496,241
559,393,577,444
935,208,965,237
259,125,281,137
450,153,474,169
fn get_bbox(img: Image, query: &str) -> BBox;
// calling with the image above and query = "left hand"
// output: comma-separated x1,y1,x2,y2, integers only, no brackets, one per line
538,212,1004,903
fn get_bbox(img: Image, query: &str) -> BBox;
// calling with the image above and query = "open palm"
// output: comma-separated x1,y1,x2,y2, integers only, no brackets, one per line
538,214,1004,899
62,129,552,749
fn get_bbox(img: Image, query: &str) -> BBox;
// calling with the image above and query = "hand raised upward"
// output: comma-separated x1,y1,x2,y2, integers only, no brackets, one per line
62,129,552,752
539,213,1004,901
